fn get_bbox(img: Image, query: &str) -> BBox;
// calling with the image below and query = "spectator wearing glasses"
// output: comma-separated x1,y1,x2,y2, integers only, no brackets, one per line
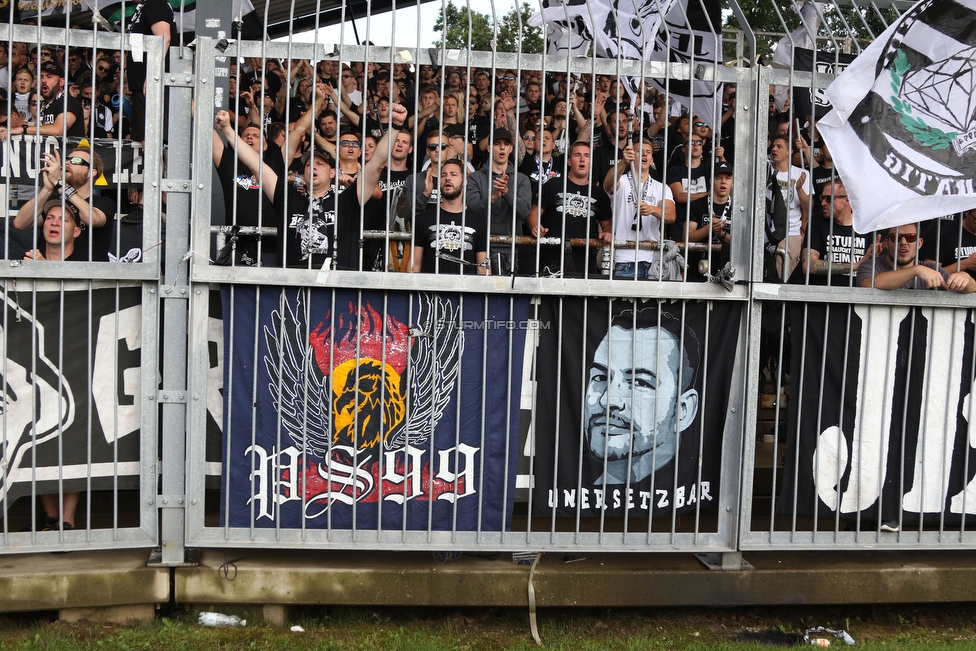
335,128,364,195
802,178,876,286
400,130,454,217
14,145,115,261
857,222,975,292
66,48,90,85
666,135,710,242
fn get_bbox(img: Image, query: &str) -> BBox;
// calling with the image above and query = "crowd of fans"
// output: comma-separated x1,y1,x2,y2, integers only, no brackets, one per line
0,27,974,288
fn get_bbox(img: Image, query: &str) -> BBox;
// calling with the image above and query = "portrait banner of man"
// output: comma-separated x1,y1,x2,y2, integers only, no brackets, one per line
220,287,530,531
532,298,741,518
0,282,143,505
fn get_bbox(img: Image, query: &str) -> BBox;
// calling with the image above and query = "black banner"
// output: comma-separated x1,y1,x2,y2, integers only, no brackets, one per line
0,135,144,187
793,47,857,119
781,304,976,523
532,298,740,517
0,283,143,503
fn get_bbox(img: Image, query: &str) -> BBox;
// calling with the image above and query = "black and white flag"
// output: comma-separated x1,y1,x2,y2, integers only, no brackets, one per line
528,0,723,127
819,0,976,233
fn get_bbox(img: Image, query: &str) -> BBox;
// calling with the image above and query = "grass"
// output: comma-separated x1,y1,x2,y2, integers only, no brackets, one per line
2,604,976,650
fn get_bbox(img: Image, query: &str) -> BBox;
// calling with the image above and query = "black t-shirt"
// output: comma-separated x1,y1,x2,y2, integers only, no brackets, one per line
274,176,362,270
362,168,411,271
126,0,178,92
665,162,709,241
691,196,732,280
105,208,145,263
592,141,626,190
63,192,117,262
936,217,976,279
217,146,279,265
808,218,869,286
535,177,609,276
415,206,488,275
39,92,85,138
809,164,838,224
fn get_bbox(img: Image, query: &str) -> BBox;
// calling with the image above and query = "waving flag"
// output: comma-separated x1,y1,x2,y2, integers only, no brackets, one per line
818,0,976,233
528,0,722,127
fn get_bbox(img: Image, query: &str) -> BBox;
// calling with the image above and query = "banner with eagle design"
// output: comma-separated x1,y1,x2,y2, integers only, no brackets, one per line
220,286,530,532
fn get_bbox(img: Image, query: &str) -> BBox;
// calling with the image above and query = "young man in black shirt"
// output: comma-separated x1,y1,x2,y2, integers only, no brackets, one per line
15,62,84,138
526,141,610,277
411,158,488,275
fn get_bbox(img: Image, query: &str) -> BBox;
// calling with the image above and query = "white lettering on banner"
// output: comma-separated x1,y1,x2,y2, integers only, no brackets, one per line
547,483,712,511
814,305,907,512
903,309,967,513
814,307,976,515
93,305,143,444
434,443,478,503
247,443,480,520
246,444,302,522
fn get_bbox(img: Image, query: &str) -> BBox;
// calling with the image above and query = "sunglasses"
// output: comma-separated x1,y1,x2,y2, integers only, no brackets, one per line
66,156,90,167
97,66,109,73
888,232,918,243
339,139,361,147
694,121,706,127
522,135,536,140
688,139,703,146
427,143,449,151
821,194,847,201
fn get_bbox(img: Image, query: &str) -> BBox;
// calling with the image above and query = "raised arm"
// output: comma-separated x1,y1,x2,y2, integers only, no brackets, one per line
215,110,278,203
355,103,407,206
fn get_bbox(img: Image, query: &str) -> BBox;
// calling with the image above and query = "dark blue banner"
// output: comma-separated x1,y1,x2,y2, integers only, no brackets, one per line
221,286,530,531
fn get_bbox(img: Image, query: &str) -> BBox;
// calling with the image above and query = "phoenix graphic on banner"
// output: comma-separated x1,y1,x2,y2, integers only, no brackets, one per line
532,298,740,518
782,304,976,524
221,287,529,531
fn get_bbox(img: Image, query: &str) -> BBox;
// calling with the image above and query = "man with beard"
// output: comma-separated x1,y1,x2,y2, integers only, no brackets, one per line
410,158,488,275
217,102,408,270
14,145,114,260
801,178,875,286
584,307,700,485
12,62,84,137
527,141,610,277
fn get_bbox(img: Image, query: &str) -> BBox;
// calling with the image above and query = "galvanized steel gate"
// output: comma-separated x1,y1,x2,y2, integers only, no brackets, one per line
4,0,975,565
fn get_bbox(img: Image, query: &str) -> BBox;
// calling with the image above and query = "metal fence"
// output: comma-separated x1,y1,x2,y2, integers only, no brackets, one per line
3,0,976,564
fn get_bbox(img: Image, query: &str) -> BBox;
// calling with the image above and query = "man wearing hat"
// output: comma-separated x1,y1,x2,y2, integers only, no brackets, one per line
12,61,84,138
685,161,734,281
25,200,85,261
14,145,115,260
466,127,531,275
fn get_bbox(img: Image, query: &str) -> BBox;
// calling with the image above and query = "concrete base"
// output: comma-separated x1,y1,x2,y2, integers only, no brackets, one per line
59,604,155,624
176,549,976,609
0,549,168,614
5,548,976,618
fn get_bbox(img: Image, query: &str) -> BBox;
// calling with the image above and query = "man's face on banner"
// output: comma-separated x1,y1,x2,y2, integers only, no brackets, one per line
584,325,698,483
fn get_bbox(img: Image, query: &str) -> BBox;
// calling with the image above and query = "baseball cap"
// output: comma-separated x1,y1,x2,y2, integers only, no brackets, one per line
492,128,513,144
40,61,65,78
42,199,81,228
444,123,466,139
714,161,734,176
301,148,335,168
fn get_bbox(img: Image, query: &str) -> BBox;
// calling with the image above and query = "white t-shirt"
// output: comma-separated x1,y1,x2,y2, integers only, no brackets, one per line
775,165,811,237
610,170,674,264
